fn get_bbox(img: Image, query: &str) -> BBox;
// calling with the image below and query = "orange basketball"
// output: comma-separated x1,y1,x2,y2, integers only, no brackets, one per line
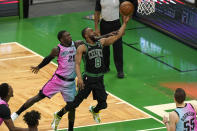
120,1,135,16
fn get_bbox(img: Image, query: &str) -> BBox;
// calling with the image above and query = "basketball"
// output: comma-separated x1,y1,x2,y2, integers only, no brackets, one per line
120,1,135,16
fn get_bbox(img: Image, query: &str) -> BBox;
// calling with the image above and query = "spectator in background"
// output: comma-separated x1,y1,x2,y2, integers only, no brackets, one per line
23,110,41,131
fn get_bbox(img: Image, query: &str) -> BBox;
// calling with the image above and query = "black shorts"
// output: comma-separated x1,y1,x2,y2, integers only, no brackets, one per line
78,74,108,102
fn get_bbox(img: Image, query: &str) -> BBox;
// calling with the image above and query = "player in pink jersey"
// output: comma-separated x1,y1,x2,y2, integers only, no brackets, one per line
0,83,28,131
11,30,83,131
163,88,197,131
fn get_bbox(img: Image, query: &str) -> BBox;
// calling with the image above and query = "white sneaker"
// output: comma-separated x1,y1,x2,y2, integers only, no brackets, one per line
11,112,19,121
89,106,101,123
51,112,62,130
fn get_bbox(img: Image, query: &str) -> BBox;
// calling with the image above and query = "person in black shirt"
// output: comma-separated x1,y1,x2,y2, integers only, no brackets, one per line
0,83,28,131
94,0,137,78
51,16,130,130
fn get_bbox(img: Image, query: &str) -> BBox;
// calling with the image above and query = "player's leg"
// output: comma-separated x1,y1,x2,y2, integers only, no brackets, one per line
11,91,45,121
61,82,76,131
58,75,92,115
52,77,92,130
52,102,76,131
12,75,60,121
89,78,108,123
56,84,92,117
68,107,75,131
51,89,91,130
93,77,108,112
18,90,47,114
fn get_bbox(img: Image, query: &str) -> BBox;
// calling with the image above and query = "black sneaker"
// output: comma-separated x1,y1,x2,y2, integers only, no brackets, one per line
117,72,124,78
103,68,110,73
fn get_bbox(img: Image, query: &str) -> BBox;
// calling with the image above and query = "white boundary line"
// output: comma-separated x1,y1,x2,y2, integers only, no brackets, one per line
137,127,166,131
14,42,57,65
11,42,163,129
0,55,37,61
48,117,150,131
0,42,16,45
107,91,163,123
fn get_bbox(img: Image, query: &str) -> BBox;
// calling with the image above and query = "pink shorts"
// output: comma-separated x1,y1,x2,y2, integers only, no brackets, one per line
41,75,76,102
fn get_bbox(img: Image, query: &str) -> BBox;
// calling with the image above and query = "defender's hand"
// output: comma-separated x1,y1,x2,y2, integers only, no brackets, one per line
30,66,40,74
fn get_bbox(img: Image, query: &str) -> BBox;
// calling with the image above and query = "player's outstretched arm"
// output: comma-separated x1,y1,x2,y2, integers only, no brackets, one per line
31,47,59,74
95,31,119,41
94,11,101,36
100,16,130,46
75,45,86,90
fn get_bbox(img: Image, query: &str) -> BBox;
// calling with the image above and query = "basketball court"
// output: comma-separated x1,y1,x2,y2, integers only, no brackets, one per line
0,0,197,131
0,42,150,130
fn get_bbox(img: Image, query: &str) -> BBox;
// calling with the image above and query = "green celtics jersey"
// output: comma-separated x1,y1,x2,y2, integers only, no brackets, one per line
83,41,104,77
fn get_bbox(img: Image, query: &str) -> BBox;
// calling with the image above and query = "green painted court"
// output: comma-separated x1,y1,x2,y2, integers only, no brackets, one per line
0,11,197,131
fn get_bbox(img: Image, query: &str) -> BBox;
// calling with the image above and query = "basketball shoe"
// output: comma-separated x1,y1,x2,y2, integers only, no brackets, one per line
89,106,101,123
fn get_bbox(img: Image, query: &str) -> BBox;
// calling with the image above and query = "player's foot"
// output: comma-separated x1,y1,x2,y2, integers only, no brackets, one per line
51,112,62,130
103,68,110,73
11,112,19,121
117,72,124,78
89,106,101,123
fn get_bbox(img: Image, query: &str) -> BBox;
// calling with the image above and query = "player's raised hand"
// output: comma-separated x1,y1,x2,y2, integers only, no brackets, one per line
123,15,130,24
77,78,85,90
30,66,40,74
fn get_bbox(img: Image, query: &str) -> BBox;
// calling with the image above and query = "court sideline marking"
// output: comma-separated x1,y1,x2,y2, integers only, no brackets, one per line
137,127,166,131
0,55,37,61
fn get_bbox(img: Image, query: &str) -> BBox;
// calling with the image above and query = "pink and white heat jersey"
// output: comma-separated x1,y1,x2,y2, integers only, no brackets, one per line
0,98,8,125
55,41,76,79
175,103,197,131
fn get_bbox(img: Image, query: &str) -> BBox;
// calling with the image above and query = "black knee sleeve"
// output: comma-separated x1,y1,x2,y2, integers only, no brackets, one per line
68,109,75,122
38,90,47,99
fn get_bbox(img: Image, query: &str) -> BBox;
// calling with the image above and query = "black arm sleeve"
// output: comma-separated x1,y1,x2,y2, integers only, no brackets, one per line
95,0,101,11
38,55,54,69
0,105,11,120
